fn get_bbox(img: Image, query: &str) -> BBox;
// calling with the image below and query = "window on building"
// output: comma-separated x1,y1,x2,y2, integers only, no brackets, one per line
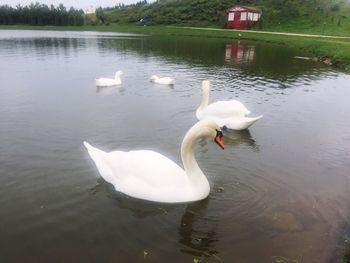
253,13,259,21
228,13,234,21
247,12,253,21
240,12,247,21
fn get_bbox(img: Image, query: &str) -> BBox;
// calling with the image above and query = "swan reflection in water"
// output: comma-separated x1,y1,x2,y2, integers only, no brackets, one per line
223,129,259,151
96,85,125,96
89,182,221,261
178,199,221,260
198,129,259,155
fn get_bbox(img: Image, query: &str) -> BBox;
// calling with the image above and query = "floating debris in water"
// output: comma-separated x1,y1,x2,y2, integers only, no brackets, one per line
157,207,167,214
271,255,300,262
216,187,224,193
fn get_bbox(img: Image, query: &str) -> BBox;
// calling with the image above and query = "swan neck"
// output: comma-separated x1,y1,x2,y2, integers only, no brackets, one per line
198,87,209,112
180,126,205,184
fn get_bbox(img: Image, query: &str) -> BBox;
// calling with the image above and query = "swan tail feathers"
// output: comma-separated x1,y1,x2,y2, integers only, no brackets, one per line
84,141,107,157
243,115,263,127
250,115,264,121
84,141,94,152
84,141,115,184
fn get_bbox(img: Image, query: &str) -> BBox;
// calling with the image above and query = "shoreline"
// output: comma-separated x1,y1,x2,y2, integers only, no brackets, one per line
1,24,350,70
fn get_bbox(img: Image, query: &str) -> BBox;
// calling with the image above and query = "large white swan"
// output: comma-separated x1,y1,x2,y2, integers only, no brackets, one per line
150,75,175,85
84,120,224,203
196,80,263,130
96,70,123,86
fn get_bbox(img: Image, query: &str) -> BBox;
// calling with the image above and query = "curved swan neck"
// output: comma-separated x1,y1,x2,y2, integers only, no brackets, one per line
180,132,198,175
115,71,123,79
180,123,209,184
198,81,210,112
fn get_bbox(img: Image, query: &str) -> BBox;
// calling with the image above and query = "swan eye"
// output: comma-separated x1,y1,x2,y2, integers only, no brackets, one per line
215,129,223,138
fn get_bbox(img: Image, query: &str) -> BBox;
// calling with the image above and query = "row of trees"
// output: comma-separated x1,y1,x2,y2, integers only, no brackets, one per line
0,3,84,26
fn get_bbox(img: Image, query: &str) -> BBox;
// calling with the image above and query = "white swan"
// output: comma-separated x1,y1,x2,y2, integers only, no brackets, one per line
196,80,263,130
150,75,175,85
96,70,123,86
84,120,224,203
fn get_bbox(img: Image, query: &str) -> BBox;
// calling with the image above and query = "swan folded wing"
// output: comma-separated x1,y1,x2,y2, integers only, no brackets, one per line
96,78,120,86
202,101,250,118
96,78,112,85
105,150,187,188
161,77,175,84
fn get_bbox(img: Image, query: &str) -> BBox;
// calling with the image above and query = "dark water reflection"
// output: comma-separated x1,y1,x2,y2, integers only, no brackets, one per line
0,30,350,263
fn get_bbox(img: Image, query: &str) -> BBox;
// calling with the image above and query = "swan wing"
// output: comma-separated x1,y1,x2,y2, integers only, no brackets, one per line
202,100,250,118
106,150,186,187
225,115,264,130
96,78,117,86
157,77,175,85
85,141,188,189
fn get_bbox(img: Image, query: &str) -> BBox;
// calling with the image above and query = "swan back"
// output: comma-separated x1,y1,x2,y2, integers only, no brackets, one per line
150,75,175,85
96,70,123,86
196,80,262,130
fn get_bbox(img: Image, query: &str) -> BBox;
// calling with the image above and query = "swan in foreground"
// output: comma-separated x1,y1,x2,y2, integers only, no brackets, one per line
84,120,224,203
96,70,123,86
196,80,263,130
150,75,175,85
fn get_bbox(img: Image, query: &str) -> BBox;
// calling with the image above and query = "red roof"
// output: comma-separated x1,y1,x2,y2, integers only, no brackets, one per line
226,5,262,13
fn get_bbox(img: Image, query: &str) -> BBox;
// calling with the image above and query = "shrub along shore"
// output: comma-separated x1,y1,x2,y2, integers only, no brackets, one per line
1,23,350,71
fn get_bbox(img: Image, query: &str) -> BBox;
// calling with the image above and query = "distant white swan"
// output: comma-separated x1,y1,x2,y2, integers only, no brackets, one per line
84,120,224,203
196,80,263,130
150,75,175,85
96,70,123,86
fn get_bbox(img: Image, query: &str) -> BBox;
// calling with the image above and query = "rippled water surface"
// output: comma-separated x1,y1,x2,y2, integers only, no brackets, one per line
1,30,350,263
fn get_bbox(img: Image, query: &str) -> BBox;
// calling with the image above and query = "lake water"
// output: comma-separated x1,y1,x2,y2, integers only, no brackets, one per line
1,30,350,263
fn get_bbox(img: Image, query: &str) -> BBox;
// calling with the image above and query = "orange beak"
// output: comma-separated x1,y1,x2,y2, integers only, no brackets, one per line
214,130,225,150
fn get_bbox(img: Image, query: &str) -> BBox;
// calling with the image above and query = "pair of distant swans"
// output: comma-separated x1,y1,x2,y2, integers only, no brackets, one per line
86,79,262,203
95,71,175,86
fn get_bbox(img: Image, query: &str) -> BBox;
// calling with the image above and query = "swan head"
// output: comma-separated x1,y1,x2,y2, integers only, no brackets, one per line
115,71,124,78
202,120,224,150
214,129,224,150
186,120,224,150
150,75,158,82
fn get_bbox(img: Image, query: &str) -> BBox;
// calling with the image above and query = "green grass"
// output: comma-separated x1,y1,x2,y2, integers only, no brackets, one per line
1,23,350,70
263,17,350,37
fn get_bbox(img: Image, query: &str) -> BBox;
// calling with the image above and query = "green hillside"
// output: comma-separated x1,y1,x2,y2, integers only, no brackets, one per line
103,0,350,35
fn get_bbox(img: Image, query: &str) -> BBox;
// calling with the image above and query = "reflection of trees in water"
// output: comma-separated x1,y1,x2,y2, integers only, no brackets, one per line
99,36,328,82
178,199,220,261
1,37,84,58
99,36,228,65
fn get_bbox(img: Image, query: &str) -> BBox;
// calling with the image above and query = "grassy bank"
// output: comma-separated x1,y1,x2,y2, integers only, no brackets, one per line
1,23,350,70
